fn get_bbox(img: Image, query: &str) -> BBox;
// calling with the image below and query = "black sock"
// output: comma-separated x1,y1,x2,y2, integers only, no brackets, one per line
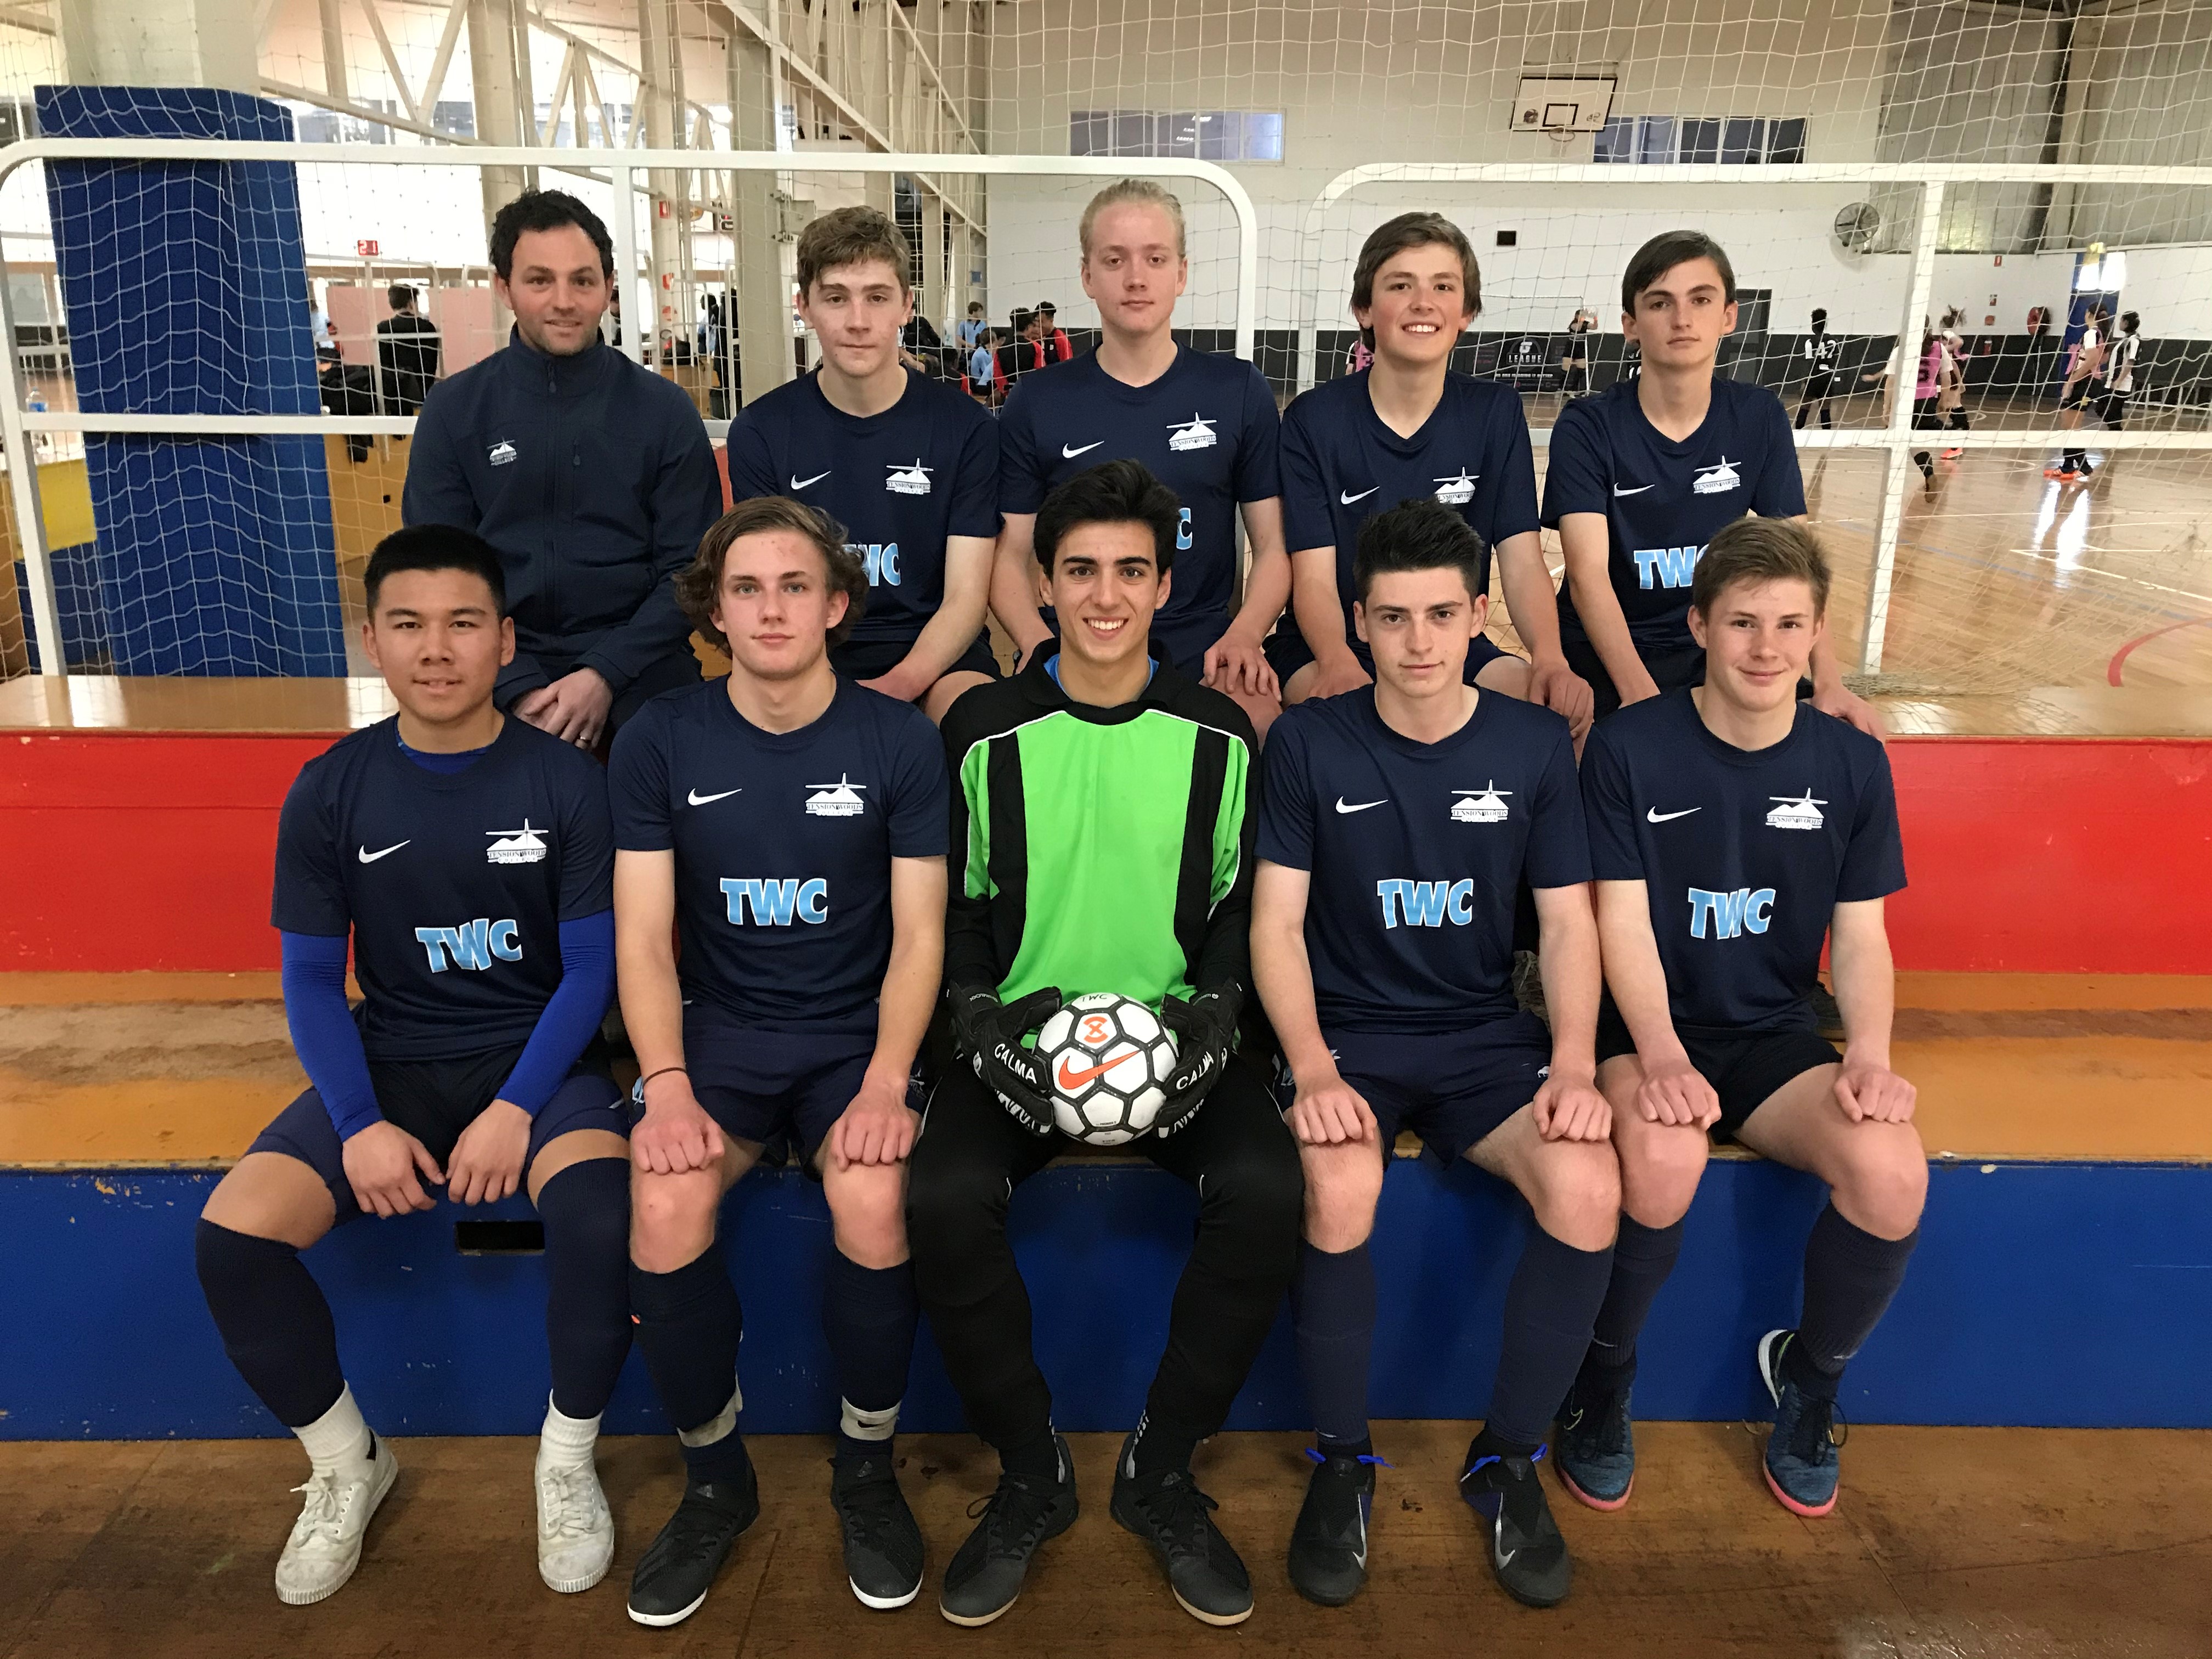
1485,1224,1615,1450
630,1242,749,1484
823,1250,918,1460
1795,1202,1918,1397
195,1220,345,1428
1292,1240,1375,1448
1581,1216,1686,1389
536,1158,631,1421
2063,447,2087,470
1127,1412,1201,1481
1468,1421,1541,1464
1001,1430,1062,1482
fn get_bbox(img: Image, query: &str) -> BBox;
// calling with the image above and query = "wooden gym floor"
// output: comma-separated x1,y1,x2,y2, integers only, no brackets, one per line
3,1423,2207,1658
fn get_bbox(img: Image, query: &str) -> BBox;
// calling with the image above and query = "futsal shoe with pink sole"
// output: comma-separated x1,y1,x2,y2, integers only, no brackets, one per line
1758,1330,1843,1517
1552,1372,1635,1511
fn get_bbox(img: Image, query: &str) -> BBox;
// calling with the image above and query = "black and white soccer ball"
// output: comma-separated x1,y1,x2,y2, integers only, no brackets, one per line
1034,992,1179,1146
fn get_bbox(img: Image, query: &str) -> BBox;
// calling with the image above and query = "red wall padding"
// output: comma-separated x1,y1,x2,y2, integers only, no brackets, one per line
3,730,2208,974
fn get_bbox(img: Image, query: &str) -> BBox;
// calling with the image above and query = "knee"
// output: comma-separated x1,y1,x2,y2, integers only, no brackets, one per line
1528,1143,1622,1252
1618,1127,1706,1227
826,1163,909,1267
1300,1147,1383,1251
630,1170,719,1269
538,1159,630,1256
1832,1134,1928,1239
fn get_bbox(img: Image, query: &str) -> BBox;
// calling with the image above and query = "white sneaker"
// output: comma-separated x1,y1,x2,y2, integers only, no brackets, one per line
537,1453,615,1593
274,1437,398,1606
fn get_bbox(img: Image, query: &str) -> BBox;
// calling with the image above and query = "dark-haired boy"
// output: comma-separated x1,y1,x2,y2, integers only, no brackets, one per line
1543,231,1881,736
1559,516,1921,1521
405,188,725,750
610,497,948,1624
912,458,1302,1629
1254,498,1613,1611
195,526,631,1606
726,207,999,724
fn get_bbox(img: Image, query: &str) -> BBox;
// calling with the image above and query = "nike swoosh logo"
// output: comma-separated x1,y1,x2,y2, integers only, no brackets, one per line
687,788,742,806
1062,441,1104,459
1056,1054,1126,1091
1336,798,1386,814
1340,487,1379,505
789,470,831,489
1613,483,1656,496
358,842,408,863
1647,806,1701,822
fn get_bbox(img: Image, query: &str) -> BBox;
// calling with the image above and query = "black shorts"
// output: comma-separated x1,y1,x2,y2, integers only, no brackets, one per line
656,1001,917,1168
1594,1002,1841,1143
1801,371,1834,402
830,633,1000,689
2095,388,2130,429
246,1042,626,1222
1265,624,1511,691
1273,1012,1553,1165
2059,379,2094,412
1563,631,1706,721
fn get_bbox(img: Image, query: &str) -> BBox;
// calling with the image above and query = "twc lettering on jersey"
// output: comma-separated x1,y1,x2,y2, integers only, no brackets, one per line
718,878,831,926
414,918,523,972
1633,544,1705,590
849,541,902,586
1688,885,1776,940
1375,878,1478,929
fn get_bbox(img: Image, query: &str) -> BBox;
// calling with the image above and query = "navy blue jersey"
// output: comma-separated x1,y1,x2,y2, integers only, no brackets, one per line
1541,376,1805,650
1256,688,1590,1034
607,678,948,1034
1581,690,1906,1035
1279,370,1539,645
272,717,614,1061
999,345,1280,658
724,368,999,648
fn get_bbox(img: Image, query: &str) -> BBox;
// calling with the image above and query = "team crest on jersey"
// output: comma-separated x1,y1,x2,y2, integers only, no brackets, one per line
1166,413,1218,451
486,821,549,864
1433,469,1478,505
488,439,517,466
1450,782,1511,823
1765,790,1826,831
805,775,868,817
1692,457,1741,495
885,460,932,496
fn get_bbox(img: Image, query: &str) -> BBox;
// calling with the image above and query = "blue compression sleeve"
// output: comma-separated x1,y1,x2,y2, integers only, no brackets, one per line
494,910,616,1117
279,932,381,1141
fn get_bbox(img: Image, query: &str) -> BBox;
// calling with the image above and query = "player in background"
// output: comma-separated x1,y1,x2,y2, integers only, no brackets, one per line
195,526,630,1606
1561,308,1594,399
2051,303,2108,481
1036,299,1075,364
1557,516,1921,1521
913,460,1302,1628
989,179,1290,738
726,208,999,724
2097,309,2143,442
1272,213,1592,742
1543,230,1882,737
609,498,947,1624
1936,309,1970,460
1793,308,1838,432
1254,499,1615,1610
958,300,987,352
405,190,725,749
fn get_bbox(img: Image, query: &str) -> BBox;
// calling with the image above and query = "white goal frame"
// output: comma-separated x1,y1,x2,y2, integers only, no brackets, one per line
0,139,1261,680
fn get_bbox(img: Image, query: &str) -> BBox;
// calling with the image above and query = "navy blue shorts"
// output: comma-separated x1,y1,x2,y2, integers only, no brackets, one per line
658,1003,900,1165
1594,1000,1841,1143
246,1043,626,1224
1273,1011,1553,1165
1265,624,1510,691
831,632,1000,686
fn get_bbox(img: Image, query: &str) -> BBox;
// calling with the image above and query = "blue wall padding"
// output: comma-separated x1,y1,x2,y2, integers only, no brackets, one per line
34,85,343,675
2,1156,2204,1441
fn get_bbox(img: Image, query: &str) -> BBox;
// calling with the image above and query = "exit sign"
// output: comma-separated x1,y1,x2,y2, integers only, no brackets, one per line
356,239,380,256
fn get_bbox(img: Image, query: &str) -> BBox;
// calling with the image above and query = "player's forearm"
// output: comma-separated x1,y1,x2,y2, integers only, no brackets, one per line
1533,888,1601,1075
988,518,1052,652
1223,539,1292,645
867,926,943,1094
1494,532,1566,664
1290,549,1353,661
1829,911,1897,1069
1594,882,1690,1064
1809,633,1848,694
496,909,616,1115
888,604,982,692
1251,918,1335,1084
1560,521,1645,694
615,920,687,1081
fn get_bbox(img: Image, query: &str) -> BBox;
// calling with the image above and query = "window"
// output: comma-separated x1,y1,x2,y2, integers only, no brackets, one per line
1070,110,1283,163
1595,115,1808,165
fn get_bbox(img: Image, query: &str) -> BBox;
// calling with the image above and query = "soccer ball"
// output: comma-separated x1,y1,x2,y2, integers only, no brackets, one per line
1034,992,1180,1146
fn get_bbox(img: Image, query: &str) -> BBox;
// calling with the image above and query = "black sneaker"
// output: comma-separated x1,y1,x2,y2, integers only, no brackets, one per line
1110,1432,1254,1626
1459,1440,1572,1608
1286,1448,1380,1607
832,1450,924,1611
626,1465,761,1627
938,1435,1079,1627
1554,1371,1635,1511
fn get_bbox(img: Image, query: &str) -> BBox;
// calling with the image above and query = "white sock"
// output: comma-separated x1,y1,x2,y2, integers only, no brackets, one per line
539,1394,601,1470
295,1385,374,1479
840,1398,900,1445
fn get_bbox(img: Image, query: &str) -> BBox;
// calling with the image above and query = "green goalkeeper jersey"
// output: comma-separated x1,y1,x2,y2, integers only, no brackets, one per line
940,654,1257,1009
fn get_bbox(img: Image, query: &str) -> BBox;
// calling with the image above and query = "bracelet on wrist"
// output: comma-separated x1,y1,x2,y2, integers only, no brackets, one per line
640,1065,688,1091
